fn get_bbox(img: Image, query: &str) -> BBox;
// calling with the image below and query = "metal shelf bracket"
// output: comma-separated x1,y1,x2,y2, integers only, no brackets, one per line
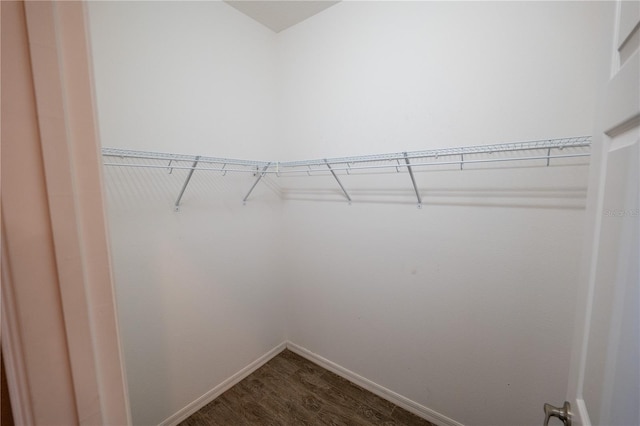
174,156,200,212
243,163,271,204
404,153,422,208
325,159,352,204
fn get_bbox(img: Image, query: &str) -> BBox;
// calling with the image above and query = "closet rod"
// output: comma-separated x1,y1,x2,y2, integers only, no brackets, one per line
102,147,269,168
102,151,590,175
102,163,262,173
273,152,591,175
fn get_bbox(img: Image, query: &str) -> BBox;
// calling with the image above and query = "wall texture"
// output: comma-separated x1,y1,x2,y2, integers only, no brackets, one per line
88,1,612,426
88,0,278,159
277,2,611,426
276,1,606,160
87,2,284,425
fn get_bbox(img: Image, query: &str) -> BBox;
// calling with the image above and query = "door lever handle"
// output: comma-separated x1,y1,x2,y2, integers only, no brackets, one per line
543,401,571,426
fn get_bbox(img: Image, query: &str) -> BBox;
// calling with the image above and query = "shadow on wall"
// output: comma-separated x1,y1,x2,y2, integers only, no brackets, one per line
279,186,589,210
277,162,590,210
102,159,589,211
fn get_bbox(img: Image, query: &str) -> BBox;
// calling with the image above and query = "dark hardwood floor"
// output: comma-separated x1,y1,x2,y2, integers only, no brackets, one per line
179,349,434,426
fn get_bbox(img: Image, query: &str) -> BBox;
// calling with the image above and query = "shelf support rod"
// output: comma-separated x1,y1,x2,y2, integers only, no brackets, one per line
325,159,351,203
243,163,271,204
404,153,422,208
174,156,200,211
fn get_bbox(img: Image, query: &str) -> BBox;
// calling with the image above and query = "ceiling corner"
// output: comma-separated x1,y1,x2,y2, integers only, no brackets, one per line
224,0,341,33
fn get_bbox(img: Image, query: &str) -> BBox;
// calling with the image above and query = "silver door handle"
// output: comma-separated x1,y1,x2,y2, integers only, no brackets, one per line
543,401,571,426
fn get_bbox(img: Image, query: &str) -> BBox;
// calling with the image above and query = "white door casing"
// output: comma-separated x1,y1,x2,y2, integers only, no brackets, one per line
567,1,640,425
1,1,131,424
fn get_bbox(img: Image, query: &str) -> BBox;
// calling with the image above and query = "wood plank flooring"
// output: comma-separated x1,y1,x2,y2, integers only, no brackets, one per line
179,349,434,426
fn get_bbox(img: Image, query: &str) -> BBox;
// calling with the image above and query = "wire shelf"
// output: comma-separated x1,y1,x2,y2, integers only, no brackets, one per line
102,136,591,208
276,136,591,172
102,147,271,170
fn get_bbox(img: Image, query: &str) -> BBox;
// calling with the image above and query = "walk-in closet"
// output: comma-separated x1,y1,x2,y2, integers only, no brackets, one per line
88,1,638,425
2,1,637,426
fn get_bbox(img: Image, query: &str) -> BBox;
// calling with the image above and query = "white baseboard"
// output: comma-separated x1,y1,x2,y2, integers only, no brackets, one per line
158,341,287,426
159,340,463,426
286,341,464,426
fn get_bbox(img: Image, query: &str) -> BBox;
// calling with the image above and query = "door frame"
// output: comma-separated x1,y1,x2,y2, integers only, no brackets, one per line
1,1,130,424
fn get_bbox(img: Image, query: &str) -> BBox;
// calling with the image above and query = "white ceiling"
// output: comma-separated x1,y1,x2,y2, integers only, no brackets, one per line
224,0,341,33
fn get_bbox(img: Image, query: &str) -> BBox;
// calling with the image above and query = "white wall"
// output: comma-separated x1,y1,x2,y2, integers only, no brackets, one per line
89,0,278,159
89,1,613,426
87,2,284,425
277,2,611,426
276,1,606,160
